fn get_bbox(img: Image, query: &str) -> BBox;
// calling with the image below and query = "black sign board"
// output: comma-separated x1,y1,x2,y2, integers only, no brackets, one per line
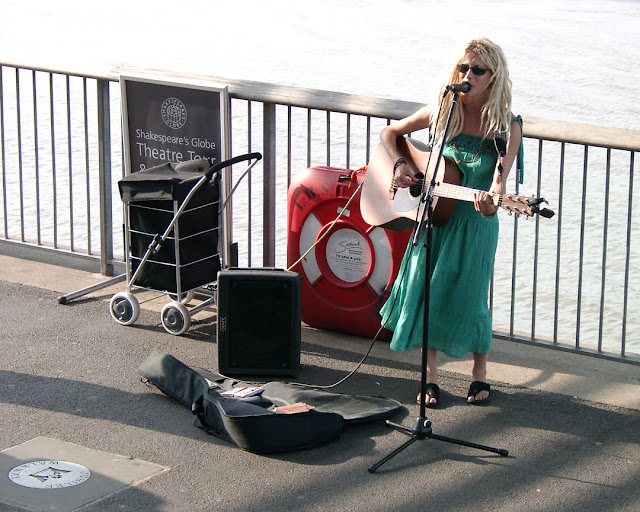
120,74,230,174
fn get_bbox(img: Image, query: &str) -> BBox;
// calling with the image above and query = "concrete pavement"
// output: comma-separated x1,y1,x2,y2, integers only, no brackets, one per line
0,253,639,511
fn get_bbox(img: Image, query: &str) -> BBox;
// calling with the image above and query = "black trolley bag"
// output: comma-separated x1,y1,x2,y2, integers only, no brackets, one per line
138,348,401,454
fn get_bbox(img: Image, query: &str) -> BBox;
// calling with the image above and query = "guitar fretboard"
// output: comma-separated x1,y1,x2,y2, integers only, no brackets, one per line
434,182,501,206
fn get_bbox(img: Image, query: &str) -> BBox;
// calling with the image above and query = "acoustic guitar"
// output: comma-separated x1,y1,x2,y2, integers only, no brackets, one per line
360,137,547,231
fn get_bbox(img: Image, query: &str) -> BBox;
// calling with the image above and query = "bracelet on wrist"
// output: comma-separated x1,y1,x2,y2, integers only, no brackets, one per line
481,208,497,220
392,158,407,175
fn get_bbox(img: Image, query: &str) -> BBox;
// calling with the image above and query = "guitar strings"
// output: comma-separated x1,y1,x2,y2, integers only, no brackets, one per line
392,177,503,204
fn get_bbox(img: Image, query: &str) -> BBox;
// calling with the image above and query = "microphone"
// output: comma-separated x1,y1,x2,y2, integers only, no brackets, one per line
445,82,471,93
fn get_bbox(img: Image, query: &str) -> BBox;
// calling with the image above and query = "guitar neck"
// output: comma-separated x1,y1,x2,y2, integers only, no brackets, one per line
434,182,501,207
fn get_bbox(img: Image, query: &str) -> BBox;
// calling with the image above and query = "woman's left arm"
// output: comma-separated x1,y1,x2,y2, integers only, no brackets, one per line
475,118,522,216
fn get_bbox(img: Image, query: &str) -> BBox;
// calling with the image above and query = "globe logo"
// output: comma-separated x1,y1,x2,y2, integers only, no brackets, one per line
8,460,91,489
161,97,187,129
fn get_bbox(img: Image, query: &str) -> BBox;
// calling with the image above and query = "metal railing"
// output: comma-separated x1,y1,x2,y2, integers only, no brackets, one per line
0,58,638,364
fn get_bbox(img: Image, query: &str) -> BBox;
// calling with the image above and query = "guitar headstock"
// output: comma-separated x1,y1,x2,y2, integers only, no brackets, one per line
499,194,555,218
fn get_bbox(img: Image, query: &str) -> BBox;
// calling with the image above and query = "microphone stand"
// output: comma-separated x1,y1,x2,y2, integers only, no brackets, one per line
368,90,509,473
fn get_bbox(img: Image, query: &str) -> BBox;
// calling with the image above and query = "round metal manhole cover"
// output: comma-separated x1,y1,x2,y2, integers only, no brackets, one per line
8,460,91,489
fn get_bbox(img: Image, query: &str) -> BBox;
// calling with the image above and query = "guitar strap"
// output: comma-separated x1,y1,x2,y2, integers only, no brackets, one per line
493,129,507,186
494,115,525,185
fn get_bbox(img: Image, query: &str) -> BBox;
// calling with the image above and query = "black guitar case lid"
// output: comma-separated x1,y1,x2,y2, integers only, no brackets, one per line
138,348,401,454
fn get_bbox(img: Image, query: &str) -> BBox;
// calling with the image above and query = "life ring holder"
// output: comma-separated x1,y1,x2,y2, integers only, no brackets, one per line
287,165,412,340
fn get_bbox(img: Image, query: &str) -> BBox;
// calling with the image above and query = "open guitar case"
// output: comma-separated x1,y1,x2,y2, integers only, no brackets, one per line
138,348,402,454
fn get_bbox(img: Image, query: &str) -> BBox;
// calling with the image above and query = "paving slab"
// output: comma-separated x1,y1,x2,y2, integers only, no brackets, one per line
0,437,168,511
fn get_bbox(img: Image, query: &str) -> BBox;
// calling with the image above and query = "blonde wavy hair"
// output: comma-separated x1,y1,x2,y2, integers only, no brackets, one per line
431,38,513,145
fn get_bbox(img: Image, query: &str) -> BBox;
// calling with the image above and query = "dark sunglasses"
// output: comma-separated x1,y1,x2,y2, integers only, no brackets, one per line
457,63,488,76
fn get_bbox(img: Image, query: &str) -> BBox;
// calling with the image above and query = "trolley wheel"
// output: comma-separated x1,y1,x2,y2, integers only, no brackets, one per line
169,290,195,305
109,292,140,326
161,301,191,336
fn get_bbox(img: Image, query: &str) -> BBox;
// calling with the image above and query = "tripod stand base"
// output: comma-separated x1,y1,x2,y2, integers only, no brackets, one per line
368,417,508,473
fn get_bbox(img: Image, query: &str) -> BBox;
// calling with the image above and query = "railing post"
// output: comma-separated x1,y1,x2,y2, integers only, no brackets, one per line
97,79,114,276
263,102,276,267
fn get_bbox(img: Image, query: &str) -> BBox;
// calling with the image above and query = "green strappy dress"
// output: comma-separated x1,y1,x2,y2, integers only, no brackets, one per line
380,120,522,358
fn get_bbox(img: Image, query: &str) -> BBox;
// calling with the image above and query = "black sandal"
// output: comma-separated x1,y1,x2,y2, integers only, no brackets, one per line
416,383,440,408
467,381,491,405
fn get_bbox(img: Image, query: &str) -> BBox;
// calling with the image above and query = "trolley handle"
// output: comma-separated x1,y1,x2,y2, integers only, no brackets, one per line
205,152,263,180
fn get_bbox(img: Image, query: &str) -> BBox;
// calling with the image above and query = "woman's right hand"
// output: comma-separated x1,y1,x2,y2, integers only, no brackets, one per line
394,161,417,188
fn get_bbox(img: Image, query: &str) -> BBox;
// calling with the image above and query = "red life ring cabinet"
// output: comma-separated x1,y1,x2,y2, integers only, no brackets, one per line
287,166,411,340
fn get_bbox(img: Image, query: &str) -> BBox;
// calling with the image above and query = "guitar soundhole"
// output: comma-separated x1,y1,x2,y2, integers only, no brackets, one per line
409,172,424,197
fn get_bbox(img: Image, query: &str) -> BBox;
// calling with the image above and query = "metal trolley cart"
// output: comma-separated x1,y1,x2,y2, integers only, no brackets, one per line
109,153,262,335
